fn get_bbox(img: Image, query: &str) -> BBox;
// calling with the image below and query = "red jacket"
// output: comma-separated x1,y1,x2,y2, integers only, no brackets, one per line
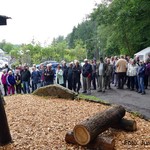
1,73,8,84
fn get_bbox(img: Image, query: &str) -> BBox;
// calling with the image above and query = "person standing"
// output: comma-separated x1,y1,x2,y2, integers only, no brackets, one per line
15,70,21,94
39,63,45,87
6,70,16,95
82,59,92,95
72,60,81,93
67,62,73,90
91,59,97,90
116,55,127,89
62,61,68,87
31,67,40,92
21,65,31,94
97,57,107,92
137,60,146,95
145,59,150,89
1,70,8,96
56,64,64,86
44,64,54,86
105,58,113,89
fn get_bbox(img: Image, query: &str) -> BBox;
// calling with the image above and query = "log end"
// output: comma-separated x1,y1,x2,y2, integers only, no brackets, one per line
65,131,77,144
124,120,137,131
73,125,90,145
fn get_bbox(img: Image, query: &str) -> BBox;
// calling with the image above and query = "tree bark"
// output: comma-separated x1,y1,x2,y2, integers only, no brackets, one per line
65,131,115,150
0,93,12,146
73,105,125,145
111,118,137,131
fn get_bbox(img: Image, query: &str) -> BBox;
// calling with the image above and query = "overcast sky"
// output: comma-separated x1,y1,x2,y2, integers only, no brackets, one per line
0,0,102,45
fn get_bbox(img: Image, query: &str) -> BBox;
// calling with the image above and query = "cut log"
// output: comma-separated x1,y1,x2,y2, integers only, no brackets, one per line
73,105,125,145
111,118,137,131
65,131,77,144
65,131,115,150
86,135,115,150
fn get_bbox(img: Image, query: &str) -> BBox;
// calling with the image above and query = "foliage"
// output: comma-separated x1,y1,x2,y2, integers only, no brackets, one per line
1,0,150,65
78,94,110,105
90,0,150,57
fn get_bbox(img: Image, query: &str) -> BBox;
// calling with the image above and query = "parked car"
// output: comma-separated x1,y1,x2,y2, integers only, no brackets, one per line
36,60,59,75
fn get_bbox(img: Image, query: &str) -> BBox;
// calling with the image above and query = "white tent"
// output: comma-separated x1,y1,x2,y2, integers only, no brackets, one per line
134,47,150,62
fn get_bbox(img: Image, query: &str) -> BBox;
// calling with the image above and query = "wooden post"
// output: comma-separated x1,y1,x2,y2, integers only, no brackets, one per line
73,105,125,145
0,93,12,146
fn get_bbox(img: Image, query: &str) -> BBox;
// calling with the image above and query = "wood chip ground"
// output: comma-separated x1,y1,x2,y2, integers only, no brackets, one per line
0,94,150,150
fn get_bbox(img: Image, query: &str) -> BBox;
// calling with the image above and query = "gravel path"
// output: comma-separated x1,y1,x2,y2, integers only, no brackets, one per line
1,95,150,150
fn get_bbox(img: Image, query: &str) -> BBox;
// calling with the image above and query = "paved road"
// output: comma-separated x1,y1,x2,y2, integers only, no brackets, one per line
91,85,150,120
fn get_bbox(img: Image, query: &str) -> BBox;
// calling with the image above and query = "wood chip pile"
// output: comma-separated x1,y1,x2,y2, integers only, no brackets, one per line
0,94,150,150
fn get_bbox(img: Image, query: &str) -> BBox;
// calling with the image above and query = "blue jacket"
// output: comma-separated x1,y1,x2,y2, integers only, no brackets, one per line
82,63,92,77
137,64,145,77
32,70,40,84
6,75,16,86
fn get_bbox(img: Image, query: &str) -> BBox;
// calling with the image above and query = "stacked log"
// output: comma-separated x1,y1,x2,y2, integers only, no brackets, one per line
65,131,115,150
73,105,125,145
111,118,137,131
65,105,137,149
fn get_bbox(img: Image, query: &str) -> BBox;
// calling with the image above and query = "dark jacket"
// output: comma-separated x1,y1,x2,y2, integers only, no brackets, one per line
21,69,31,82
67,67,73,80
73,65,81,80
15,74,21,85
44,69,54,83
32,70,40,84
137,64,145,77
82,63,92,77
62,65,68,80
96,62,108,76
145,63,150,76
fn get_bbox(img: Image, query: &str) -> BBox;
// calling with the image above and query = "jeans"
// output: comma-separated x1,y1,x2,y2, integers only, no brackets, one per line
22,81,30,94
32,81,37,92
137,76,145,93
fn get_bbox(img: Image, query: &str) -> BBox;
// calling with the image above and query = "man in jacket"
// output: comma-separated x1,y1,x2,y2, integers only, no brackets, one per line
116,55,127,89
82,59,92,95
96,57,107,92
21,65,31,94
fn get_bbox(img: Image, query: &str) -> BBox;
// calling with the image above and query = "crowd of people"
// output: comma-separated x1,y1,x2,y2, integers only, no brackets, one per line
0,54,150,96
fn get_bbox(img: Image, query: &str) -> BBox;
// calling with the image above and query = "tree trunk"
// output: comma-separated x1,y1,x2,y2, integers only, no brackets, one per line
65,131,115,150
0,94,12,146
111,118,137,131
73,105,125,145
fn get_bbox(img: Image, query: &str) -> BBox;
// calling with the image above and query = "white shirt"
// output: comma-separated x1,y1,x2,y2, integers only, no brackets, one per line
99,63,103,75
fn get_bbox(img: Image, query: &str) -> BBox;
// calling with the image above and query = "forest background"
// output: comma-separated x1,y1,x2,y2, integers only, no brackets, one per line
0,0,150,67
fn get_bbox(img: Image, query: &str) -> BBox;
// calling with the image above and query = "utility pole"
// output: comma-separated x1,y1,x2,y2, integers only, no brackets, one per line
0,94,12,146
0,15,12,146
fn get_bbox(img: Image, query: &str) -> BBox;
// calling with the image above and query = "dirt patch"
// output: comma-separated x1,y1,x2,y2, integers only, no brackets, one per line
0,94,150,150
